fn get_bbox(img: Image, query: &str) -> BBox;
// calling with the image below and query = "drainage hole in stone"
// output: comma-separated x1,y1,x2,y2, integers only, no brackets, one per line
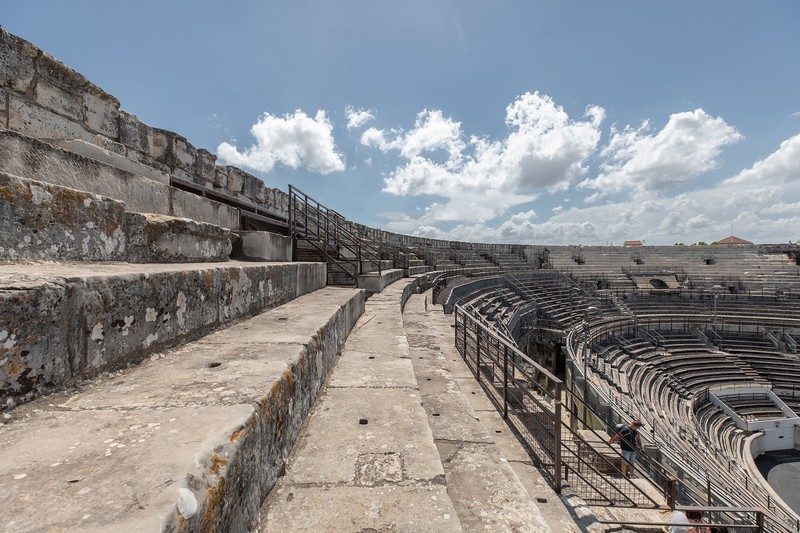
207,362,222,368
358,418,368,425
536,497,548,504
67,479,81,484
495,430,502,434
432,413,440,417
471,392,476,394
368,356,375,360
277,317,288,321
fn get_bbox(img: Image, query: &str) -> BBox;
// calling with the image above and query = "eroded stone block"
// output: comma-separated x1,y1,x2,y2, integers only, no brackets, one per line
0,171,128,263
126,212,231,263
227,167,245,194
0,29,38,93
173,136,196,170
7,93,94,142
83,89,119,137
118,111,153,153
195,149,217,185
33,79,84,121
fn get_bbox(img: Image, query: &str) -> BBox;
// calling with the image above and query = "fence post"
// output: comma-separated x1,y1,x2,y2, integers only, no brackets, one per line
462,311,468,360
503,344,509,419
554,382,563,495
665,477,677,509
476,328,481,381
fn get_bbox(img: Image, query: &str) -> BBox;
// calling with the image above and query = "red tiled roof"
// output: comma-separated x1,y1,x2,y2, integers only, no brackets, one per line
715,235,753,245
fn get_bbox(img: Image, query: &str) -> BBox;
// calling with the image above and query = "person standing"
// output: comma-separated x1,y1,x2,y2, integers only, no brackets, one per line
610,419,642,477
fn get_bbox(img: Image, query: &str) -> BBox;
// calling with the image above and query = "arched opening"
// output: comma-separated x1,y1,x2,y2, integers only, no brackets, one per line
649,278,669,289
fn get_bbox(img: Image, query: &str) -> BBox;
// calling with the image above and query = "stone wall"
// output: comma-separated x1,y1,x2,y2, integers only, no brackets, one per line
0,28,288,220
0,171,233,263
0,261,326,408
0,27,548,258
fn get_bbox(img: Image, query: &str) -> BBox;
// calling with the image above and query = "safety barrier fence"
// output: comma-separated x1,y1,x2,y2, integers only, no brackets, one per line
567,312,800,532
455,303,794,531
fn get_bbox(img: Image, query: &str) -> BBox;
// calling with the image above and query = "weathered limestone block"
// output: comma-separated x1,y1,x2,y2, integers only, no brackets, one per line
118,111,153,154
150,127,172,161
33,79,84,121
35,52,90,96
227,166,245,194
83,89,120,137
0,129,171,215
214,165,228,188
90,133,126,155
233,231,292,262
126,212,232,263
241,172,264,200
195,149,217,186
173,136,197,171
0,261,327,407
0,91,7,127
0,28,38,93
0,172,128,262
0,287,365,531
53,138,170,185
0,277,69,409
170,186,240,230
7,92,94,142
357,268,406,293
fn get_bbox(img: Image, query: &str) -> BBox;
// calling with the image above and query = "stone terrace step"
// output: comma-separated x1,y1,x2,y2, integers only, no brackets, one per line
357,267,405,293
0,172,232,263
403,291,559,532
0,260,325,408
0,130,240,230
260,277,463,532
0,286,365,531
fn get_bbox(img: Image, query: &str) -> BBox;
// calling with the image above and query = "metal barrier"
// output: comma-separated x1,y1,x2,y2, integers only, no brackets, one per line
454,303,664,507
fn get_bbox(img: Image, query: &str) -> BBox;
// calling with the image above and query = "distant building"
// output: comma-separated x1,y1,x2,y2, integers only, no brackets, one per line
714,235,753,245
623,240,643,248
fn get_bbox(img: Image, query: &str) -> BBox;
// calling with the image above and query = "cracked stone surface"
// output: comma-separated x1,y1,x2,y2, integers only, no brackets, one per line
0,287,364,531
404,290,559,532
260,277,462,531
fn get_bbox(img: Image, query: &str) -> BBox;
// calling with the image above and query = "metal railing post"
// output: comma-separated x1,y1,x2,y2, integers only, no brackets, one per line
463,311,468,359
554,381,563,494
503,344,509,419
756,510,764,532
666,477,677,509
476,328,481,381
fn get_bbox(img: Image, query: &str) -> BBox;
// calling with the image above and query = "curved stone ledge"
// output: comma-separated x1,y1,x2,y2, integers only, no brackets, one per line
0,287,365,531
0,261,325,408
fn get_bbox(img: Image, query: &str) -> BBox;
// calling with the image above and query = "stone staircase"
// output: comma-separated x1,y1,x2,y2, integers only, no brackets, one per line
260,277,567,531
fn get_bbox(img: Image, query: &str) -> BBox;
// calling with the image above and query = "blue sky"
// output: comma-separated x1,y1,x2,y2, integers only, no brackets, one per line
4,1,800,244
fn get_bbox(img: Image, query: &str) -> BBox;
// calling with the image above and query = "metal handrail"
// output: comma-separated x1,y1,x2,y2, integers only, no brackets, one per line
288,184,385,284
454,304,667,508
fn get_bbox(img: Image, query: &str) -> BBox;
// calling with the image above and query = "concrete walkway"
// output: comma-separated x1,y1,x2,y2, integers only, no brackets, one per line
404,290,575,532
259,278,462,532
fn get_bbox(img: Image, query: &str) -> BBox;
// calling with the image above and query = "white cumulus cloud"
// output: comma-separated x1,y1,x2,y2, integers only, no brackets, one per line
217,110,345,174
344,106,375,130
579,109,742,198
385,130,800,245
363,92,604,225
722,133,800,185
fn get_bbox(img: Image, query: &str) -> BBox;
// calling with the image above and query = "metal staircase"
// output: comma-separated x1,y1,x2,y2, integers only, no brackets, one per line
288,185,385,286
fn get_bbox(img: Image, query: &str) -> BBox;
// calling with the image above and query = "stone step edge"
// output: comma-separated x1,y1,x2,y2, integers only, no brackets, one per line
163,288,367,530
0,261,326,409
0,170,232,264
0,287,366,532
